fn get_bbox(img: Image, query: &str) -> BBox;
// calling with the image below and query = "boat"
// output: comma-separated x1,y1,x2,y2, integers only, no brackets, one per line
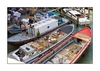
8,57,24,64
58,8,90,25
31,26,92,64
8,24,74,63
7,12,47,35
8,24,21,34
67,10,90,25
8,15,70,45
7,8,63,35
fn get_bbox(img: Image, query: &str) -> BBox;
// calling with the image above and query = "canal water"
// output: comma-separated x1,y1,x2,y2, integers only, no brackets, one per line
7,10,93,64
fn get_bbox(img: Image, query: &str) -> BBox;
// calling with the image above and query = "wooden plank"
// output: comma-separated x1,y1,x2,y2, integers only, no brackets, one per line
74,33,91,41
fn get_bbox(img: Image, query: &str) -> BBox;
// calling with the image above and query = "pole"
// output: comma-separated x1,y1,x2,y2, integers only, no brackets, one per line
77,18,79,27
88,7,90,19
84,7,86,17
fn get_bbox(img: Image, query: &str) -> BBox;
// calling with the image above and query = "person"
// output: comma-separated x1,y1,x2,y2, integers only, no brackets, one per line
18,20,23,30
11,7,16,11
29,24,34,36
46,35,49,40
16,7,20,11
10,14,13,24
37,29,40,39
20,57,23,61
26,8,29,14
57,29,62,35
8,8,13,14
21,23,27,35
14,16,19,25
8,14,11,25
28,15,34,25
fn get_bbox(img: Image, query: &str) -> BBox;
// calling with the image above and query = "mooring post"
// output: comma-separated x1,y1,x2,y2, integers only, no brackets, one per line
77,17,79,27
88,7,90,19
84,7,86,17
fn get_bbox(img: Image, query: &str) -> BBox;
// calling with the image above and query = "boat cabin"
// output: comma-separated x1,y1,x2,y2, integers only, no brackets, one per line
27,18,58,36
15,44,37,61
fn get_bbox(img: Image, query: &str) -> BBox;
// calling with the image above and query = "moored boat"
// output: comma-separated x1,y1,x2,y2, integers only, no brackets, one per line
58,8,90,25
32,27,92,64
8,24,21,34
8,24,74,63
8,16,69,45
8,57,24,64
68,10,90,25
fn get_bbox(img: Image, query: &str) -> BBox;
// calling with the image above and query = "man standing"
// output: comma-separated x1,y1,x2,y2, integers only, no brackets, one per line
37,29,40,39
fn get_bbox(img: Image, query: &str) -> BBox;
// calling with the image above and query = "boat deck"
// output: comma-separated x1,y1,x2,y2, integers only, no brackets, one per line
8,17,69,42
8,33,33,42
8,30,67,62
27,31,67,53
47,41,86,64
58,8,90,25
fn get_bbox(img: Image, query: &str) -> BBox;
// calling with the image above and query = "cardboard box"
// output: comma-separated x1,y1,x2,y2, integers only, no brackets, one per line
59,50,67,55
27,42,34,46
37,46,44,51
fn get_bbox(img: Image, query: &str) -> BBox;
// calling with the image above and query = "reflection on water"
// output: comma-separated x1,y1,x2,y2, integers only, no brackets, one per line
7,10,93,64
